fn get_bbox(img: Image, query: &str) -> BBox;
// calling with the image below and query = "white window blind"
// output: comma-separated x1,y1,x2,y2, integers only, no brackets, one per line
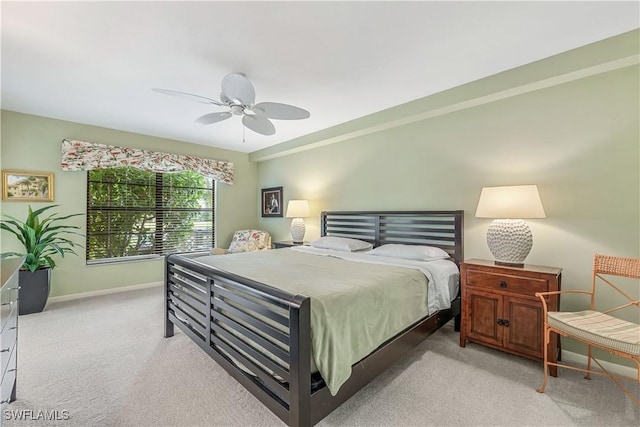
86,167,214,263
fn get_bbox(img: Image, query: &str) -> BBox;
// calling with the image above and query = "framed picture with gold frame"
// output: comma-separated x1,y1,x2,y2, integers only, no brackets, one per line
2,170,54,202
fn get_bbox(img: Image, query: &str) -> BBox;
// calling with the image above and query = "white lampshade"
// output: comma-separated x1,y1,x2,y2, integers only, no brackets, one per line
475,185,545,266
286,200,309,218
475,185,545,219
286,200,309,243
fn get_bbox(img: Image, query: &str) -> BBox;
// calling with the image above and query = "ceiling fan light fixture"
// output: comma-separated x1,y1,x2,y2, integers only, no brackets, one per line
230,105,244,115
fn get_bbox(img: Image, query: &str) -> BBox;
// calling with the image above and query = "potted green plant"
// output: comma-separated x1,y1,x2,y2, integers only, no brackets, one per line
0,205,83,314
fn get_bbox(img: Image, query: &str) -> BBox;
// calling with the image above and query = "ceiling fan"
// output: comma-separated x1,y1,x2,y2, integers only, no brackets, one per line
153,73,310,136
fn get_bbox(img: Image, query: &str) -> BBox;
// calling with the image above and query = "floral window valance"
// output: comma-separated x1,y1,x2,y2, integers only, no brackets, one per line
61,139,233,184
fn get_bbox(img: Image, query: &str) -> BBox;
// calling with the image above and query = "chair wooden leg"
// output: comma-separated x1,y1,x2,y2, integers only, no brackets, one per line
537,325,550,393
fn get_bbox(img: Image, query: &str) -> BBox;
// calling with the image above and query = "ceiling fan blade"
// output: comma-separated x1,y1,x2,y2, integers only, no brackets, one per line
242,115,275,136
253,102,310,120
153,88,225,106
221,73,255,106
195,112,232,125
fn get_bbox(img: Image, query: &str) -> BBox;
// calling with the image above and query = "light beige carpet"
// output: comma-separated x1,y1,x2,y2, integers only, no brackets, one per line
5,286,639,426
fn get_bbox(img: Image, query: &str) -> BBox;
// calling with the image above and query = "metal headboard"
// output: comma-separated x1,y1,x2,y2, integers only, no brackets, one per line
321,210,464,265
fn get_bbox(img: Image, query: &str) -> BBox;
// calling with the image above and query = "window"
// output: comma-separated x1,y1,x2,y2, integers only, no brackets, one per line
87,167,214,263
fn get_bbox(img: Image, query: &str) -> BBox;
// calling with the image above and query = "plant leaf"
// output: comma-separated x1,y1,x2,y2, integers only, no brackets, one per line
0,204,82,271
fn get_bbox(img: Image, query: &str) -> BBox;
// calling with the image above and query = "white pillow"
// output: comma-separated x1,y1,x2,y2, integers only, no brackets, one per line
309,236,373,252
368,244,450,261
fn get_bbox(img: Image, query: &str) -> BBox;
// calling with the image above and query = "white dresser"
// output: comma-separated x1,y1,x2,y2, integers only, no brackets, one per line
0,258,21,423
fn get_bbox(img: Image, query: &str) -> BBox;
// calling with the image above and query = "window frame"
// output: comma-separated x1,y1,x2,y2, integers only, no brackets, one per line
86,168,215,265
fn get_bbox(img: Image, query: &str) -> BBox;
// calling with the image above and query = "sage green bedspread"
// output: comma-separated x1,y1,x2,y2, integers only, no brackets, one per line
194,248,430,395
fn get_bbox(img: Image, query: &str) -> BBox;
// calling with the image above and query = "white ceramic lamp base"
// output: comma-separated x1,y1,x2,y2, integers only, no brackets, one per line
486,219,533,266
290,218,306,243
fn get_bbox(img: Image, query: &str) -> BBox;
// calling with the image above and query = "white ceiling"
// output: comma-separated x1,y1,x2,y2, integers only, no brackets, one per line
2,1,638,153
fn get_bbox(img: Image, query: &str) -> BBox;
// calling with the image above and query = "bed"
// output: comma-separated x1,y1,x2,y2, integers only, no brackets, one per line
164,210,464,426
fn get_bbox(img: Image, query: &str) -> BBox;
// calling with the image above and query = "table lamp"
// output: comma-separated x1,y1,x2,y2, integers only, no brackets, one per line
475,185,545,267
286,200,309,243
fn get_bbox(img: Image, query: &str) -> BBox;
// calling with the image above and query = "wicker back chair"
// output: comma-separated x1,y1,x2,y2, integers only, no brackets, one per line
535,254,640,406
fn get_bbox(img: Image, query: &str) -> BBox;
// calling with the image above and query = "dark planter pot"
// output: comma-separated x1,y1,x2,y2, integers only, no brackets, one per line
18,268,51,315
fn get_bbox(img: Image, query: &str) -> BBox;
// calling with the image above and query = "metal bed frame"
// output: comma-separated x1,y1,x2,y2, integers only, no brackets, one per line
164,210,464,426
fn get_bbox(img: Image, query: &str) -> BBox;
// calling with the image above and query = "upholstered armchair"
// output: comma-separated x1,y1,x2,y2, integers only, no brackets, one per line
211,229,272,255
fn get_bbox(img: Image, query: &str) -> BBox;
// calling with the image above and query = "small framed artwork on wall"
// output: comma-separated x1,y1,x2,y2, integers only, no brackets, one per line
2,170,54,202
261,186,283,217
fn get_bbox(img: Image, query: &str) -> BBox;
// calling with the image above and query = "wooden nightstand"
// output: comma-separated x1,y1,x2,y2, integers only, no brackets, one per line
273,241,309,249
460,259,562,375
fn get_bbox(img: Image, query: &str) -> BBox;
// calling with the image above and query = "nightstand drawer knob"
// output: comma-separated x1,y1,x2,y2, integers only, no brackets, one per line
499,280,507,288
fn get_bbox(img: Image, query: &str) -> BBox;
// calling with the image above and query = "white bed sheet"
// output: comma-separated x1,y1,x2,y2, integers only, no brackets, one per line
290,245,460,314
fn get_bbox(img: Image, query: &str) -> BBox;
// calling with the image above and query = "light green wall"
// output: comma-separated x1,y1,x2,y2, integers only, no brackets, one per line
0,111,258,297
255,32,639,362
256,65,639,269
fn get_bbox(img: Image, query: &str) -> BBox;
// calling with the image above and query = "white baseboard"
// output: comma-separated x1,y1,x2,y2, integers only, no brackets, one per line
48,281,163,303
561,349,637,379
